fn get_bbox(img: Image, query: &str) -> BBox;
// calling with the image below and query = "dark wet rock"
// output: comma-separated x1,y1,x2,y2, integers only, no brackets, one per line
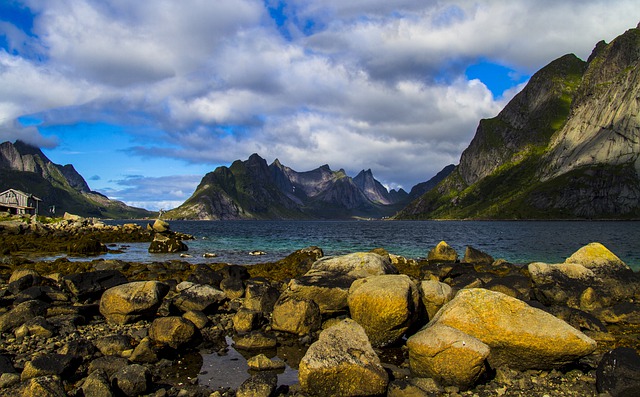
243,279,280,313
597,347,640,397
95,334,135,356
220,276,245,299
348,274,420,347
68,236,108,255
14,316,55,339
20,353,79,381
149,316,197,349
234,331,277,350
0,354,16,374
15,285,69,305
81,369,114,397
407,323,490,390
58,339,96,359
236,372,277,397
427,241,458,263
8,273,42,295
484,274,532,301
594,301,640,324
271,296,321,336
63,270,128,301
463,246,494,265
186,264,223,288
99,281,169,324
173,281,225,312
387,377,442,397
88,356,129,378
0,299,48,332
112,363,150,397
547,306,608,332
299,318,388,397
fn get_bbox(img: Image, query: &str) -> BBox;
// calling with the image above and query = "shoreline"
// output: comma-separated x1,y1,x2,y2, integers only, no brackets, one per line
0,216,639,396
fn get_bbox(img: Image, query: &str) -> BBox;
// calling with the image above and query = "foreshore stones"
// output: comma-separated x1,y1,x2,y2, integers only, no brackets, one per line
430,288,597,370
271,296,321,336
299,319,388,396
427,241,458,262
347,274,420,347
148,316,197,349
99,281,170,324
173,281,226,312
407,323,490,389
283,252,398,314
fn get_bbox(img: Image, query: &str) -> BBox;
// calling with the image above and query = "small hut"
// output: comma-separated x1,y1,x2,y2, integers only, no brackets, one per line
0,189,42,215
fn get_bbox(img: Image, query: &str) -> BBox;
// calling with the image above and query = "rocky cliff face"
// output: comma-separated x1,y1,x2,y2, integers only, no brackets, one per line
0,140,152,218
167,154,412,220
398,25,640,219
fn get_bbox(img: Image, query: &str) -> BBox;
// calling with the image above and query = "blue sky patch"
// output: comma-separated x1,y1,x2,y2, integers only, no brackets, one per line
466,60,530,98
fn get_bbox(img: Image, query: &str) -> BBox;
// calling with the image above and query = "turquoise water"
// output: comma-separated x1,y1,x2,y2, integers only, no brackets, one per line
100,220,640,270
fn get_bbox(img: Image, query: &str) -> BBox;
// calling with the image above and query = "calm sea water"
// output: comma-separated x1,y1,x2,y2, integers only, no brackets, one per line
96,220,640,271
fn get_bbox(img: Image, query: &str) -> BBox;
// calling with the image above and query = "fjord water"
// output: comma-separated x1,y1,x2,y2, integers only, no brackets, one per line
105,220,640,270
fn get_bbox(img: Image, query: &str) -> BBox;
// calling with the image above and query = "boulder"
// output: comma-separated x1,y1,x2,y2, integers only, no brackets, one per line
148,233,188,253
298,319,388,396
148,316,197,349
9,269,40,284
236,372,277,397
428,241,458,262
21,353,79,381
81,369,114,397
463,246,494,265
151,219,170,233
420,280,454,319
407,323,490,389
597,347,640,397
112,364,150,397
233,308,262,333
129,337,160,364
63,270,128,301
99,281,169,324
182,310,209,329
173,281,225,312
565,242,630,276
68,237,107,255
430,288,597,370
347,274,420,347
247,354,286,371
284,252,397,314
20,375,67,397
243,279,280,312
271,296,322,336
0,300,48,332
95,335,135,356
234,332,277,350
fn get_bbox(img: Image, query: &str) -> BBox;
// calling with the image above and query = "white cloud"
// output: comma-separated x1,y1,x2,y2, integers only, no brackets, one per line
1,0,638,204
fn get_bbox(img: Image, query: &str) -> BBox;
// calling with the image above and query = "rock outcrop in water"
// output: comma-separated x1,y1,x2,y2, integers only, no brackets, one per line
398,24,640,219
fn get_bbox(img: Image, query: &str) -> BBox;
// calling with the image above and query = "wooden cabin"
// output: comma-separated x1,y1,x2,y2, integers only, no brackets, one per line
0,189,42,215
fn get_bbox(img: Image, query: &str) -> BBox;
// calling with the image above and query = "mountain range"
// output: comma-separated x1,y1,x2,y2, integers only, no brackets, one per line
0,140,152,219
2,24,639,220
164,154,453,220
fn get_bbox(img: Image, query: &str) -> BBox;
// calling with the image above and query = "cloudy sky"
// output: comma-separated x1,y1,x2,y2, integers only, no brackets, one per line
0,0,637,211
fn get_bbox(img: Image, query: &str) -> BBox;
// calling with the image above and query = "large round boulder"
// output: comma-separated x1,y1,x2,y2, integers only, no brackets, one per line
347,274,420,347
407,323,490,389
284,252,397,314
430,288,597,370
427,241,458,262
299,319,388,397
149,316,197,349
271,296,322,336
99,281,169,324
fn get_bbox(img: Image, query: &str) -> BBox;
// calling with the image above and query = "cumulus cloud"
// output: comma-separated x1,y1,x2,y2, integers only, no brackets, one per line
1,0,638,207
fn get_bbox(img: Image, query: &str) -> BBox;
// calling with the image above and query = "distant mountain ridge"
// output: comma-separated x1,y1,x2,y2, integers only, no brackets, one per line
0,140,153,218
397,24,640,219
165,154,427,220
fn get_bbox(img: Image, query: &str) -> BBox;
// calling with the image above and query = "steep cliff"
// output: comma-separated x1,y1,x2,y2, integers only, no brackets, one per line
397,25,640,219
0,140,152,218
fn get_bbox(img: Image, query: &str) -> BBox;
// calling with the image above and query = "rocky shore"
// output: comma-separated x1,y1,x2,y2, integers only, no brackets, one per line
1,215,639,397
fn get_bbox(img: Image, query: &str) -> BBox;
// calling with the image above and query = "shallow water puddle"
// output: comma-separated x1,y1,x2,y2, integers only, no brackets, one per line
198,336,301,391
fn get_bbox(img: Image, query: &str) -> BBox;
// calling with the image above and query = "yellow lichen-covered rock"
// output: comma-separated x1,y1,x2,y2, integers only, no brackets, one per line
348,274,420,347
564,242,630,274
99,281,169,324
427,241,458,262
148,316,196,349
420,280,455,319
299,319,388,397
407,324,490,389
431,288,596,370
271,296,321,336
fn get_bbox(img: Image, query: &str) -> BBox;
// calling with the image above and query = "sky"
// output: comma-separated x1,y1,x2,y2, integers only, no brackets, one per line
0,0,638,211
